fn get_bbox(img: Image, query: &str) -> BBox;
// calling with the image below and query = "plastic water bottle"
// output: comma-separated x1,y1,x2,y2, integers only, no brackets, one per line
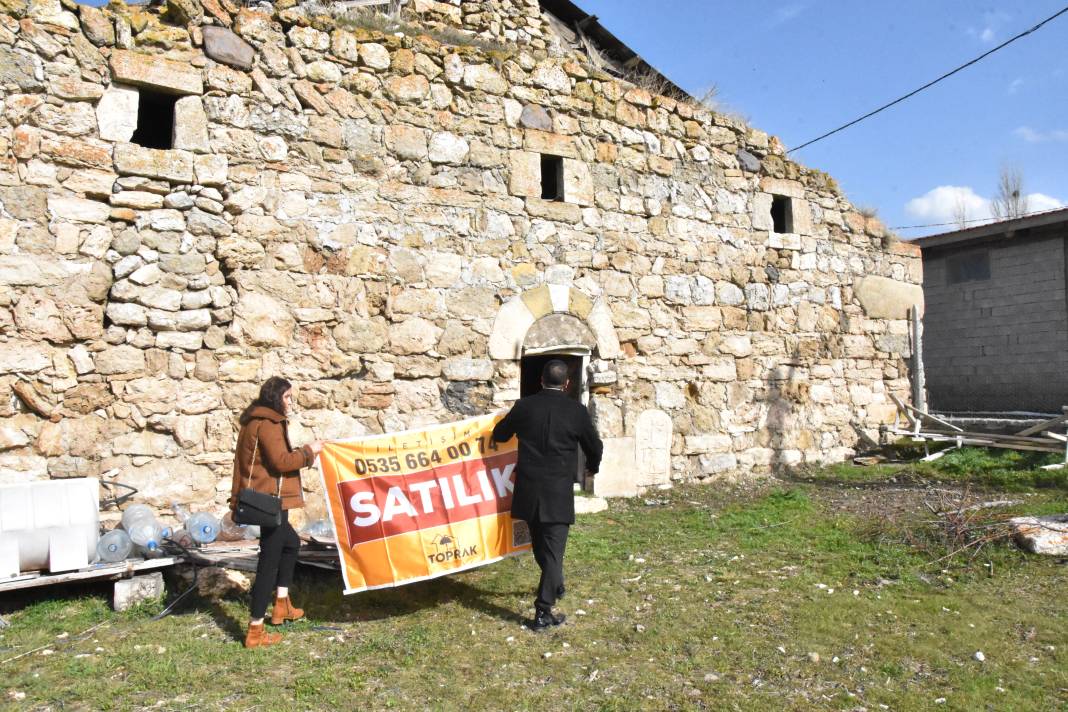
125,518,163,552
303,519,334,541
169,527,194,548
122,507,164,552
172,502,192,524
185,512,220,544
96,529,132,563
121,504,155,531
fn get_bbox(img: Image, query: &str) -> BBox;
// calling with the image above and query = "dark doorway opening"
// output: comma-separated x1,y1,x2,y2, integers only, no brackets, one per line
131,89,178,150
520,353,583,399
519,353,589,488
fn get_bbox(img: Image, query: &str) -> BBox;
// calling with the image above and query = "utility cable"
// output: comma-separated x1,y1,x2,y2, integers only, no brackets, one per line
891,205,1068,231
151,537,200,621
789,5,1068,153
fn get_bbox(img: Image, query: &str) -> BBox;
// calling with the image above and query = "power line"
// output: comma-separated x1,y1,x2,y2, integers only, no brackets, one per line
890,205,1068,231
788,5,1068,153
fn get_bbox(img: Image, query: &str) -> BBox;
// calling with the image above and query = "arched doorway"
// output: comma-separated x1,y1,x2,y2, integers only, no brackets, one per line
519,312,598,488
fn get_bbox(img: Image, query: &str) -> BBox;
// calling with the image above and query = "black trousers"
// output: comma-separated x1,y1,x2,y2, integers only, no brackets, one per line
250,509,300,619
527,520,570,615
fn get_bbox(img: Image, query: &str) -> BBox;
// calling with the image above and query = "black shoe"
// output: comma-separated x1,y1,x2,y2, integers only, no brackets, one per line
528,612,566,631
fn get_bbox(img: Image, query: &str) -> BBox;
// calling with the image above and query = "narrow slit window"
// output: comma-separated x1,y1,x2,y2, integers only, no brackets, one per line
770,195,793,233
131,89,178,150
541,154,564,201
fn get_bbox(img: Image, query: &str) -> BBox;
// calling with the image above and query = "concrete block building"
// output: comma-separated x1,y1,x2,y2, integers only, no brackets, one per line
917,208,1068,413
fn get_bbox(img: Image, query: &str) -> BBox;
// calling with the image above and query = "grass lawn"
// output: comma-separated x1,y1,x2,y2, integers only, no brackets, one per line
3,449,1067,710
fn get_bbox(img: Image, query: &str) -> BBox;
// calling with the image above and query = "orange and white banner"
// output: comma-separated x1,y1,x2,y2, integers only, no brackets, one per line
317,412,531,594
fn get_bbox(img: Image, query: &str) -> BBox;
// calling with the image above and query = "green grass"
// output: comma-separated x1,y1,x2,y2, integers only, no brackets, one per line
2,476,1066,710
807,445,1068,491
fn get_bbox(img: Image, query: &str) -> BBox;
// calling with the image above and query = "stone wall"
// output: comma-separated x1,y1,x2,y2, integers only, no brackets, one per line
0,0,921,523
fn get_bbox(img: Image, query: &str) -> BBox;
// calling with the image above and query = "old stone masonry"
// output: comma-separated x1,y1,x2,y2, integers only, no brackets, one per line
0,0,922,523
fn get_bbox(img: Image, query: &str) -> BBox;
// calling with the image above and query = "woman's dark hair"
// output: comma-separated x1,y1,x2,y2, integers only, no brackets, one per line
254,376,292,415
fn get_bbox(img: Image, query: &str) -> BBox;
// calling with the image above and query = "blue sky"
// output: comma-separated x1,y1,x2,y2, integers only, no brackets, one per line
576,0,1067,237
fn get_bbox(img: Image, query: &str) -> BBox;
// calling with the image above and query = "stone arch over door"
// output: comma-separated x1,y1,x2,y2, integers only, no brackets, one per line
488,285,621,360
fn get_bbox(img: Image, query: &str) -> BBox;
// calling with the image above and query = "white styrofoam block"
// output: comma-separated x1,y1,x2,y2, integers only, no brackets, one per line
0,479,100,573
49,528,90,573
0,537,19,579
0,485,32,532
67,480,100,525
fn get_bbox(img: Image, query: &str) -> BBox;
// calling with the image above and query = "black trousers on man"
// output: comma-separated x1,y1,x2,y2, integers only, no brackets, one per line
250,509,300,619
527,519,570,615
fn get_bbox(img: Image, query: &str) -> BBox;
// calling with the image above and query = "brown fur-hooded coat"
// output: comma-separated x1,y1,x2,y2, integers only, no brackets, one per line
230,405,314,511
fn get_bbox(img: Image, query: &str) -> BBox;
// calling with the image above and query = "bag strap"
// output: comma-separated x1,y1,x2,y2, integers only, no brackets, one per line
244,435,259,489
244,423,283,497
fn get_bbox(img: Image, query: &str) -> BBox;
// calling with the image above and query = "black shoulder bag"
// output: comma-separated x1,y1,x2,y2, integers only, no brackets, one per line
233,435,284,528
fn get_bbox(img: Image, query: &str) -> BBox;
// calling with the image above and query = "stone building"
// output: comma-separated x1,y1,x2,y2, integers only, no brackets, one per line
0,0,922,524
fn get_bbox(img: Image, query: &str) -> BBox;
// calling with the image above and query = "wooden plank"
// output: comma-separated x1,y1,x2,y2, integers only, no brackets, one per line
900,426,1063,446
934,430,1061,445
893,429,1064,454
0,557,181,594
889,394,963,432
889,393,918,428
1016,412,1068,438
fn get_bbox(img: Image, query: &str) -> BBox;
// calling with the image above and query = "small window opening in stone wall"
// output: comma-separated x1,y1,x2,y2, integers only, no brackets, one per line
771,195,793,233
131,89,178,150
541,154,564,201
946,250,991,284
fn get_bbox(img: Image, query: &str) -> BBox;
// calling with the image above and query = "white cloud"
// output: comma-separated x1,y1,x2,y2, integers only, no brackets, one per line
1007,77,1024,94
771,3,805,25
1028,193,1066,212
905,185,1065,226
905,186,992,224
968,11,1009,43
1014,125,1068,143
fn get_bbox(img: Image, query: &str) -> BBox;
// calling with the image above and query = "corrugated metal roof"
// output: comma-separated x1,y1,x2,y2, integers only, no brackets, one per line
913,206,1068,251
538,0,691,100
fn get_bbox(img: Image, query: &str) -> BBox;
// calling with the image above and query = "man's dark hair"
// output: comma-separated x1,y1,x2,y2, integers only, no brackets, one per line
541,360,569,389
254,376,292,415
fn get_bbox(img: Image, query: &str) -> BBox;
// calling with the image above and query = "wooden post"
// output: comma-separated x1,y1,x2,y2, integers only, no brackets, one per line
911,304,927,412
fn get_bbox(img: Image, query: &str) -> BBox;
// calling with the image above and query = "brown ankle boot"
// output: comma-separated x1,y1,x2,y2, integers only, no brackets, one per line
244,621,282,648
270,596,305,625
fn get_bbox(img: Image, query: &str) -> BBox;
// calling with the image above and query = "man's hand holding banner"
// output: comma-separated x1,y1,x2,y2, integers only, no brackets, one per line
317,412,532,594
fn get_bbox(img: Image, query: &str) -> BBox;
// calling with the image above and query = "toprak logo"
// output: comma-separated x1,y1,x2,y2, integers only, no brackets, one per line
336,451,516,548
427,533,478,564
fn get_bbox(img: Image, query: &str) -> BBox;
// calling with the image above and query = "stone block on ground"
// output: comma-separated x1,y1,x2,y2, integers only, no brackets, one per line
112,572,164,611
1010,515,1068,555
574,495,608,515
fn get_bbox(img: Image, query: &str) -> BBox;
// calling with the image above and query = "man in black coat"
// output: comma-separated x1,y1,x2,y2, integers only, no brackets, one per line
492,359,604,630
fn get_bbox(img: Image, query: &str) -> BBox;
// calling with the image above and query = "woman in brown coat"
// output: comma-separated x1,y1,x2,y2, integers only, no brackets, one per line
230,376,323,648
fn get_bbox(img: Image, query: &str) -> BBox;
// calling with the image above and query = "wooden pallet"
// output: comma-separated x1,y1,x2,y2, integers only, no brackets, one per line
0,538,342,594
0,556,182,594
889,395,1068,467
184,541,341,572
